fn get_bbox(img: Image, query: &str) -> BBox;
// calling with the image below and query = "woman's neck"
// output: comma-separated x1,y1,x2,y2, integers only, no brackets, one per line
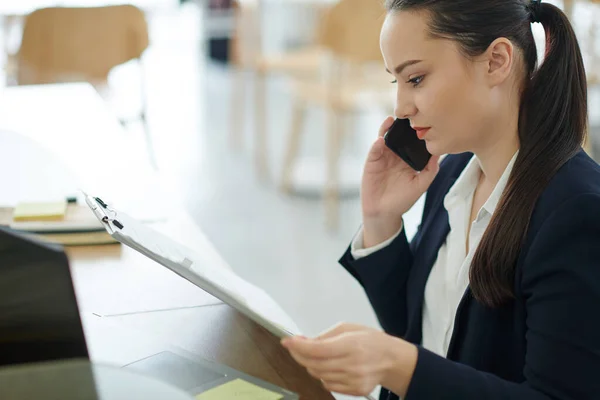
473,89,522,185
474,129,520,186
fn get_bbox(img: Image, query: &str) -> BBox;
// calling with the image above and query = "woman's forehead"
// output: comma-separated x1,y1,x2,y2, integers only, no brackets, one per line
381,12,454,68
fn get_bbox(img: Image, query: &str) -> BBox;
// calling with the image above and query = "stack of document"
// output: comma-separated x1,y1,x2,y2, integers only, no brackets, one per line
0,204,117,246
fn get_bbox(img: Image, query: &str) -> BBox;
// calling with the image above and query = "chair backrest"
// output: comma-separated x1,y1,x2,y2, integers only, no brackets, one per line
17,5,149,85
316,0,385,63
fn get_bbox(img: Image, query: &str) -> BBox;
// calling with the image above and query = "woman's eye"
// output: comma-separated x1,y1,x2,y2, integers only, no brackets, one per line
407,75,424,87
390,79,398,84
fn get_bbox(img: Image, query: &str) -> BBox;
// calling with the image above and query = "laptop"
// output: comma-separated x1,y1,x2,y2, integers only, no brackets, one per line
0,227,88,366
0,227,299,399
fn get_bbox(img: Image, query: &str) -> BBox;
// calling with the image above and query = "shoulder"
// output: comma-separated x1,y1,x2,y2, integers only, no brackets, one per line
530,150,600,226
522,150,600,253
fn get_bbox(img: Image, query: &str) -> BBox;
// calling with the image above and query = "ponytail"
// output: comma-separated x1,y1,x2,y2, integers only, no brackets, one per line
470,2,587,307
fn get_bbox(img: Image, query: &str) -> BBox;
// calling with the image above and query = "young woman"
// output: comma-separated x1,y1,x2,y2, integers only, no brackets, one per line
281,0,600,399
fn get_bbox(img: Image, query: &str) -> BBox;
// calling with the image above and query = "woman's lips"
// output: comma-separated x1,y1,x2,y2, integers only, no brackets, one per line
413,127,430,140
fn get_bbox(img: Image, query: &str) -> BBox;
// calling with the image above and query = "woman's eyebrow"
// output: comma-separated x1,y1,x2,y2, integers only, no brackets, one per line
385,59,423,75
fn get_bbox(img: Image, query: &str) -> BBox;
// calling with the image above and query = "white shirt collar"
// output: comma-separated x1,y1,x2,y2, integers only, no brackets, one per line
444,152,519,216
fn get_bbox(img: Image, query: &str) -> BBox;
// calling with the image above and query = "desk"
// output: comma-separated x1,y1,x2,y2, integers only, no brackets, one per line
0,83,334,399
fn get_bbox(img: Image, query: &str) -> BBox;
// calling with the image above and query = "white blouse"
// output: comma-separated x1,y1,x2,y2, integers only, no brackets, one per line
351,153,517,357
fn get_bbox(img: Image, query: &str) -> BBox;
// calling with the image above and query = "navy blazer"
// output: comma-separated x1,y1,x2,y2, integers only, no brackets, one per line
339,149,600,400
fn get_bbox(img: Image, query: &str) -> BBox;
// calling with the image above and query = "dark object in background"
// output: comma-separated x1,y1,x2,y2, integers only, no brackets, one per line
180,0,235,63
207,0,234,64
0,227,89,366
209,38,231,64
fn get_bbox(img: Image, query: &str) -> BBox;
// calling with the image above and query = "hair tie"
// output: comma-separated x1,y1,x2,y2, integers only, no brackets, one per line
527,0,542,23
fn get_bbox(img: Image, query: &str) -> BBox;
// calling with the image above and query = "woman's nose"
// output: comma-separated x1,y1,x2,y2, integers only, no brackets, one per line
394,95,417,120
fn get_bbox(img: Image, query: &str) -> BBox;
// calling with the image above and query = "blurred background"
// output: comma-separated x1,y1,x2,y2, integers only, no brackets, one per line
2,0,600,357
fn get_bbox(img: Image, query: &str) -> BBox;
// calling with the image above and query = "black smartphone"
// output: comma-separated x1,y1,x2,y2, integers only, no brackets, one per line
383,118,432,171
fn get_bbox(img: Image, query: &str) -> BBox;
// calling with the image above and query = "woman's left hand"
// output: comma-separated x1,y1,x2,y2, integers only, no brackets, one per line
280,323,418,397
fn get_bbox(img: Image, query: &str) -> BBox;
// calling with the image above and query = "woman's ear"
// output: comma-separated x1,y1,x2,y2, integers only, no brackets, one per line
483,38,514,87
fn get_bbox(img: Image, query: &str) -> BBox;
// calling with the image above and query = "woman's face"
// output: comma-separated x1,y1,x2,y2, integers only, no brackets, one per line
380,10,498,156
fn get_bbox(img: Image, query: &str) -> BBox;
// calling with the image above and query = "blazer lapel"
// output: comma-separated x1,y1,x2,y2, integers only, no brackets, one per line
403,154,474,343
404,203,451,342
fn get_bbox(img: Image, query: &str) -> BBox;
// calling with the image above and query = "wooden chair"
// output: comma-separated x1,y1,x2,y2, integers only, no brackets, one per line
279,0,390,229
228,0,331,180
13,5,155,167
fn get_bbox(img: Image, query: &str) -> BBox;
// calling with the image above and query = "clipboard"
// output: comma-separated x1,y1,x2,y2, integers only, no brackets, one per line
83,192,300,339
84,193,379,400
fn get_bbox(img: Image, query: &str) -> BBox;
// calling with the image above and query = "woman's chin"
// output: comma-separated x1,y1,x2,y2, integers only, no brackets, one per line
425,140,460,157
425,140,444,156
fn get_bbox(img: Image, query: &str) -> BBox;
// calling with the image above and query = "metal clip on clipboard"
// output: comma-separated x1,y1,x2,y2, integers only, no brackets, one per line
84,193,124,231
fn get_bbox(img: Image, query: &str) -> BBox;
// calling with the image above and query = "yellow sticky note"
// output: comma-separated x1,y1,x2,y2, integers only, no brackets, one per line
13,201,67,222
195,379,283,400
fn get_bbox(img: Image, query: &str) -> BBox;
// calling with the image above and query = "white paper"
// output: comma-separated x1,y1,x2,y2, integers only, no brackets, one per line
91,201,300,337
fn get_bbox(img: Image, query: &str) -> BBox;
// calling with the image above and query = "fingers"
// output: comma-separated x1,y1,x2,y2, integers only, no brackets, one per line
307,369,374,397
367,117,396,163
308,367,349,380
281,328,379,398
366,137,386,163
321,381,354,395
321,380,374,398
316,322,366,340
308,369,347,382
282,336,351,360
378,116,395,138
289,351,348,373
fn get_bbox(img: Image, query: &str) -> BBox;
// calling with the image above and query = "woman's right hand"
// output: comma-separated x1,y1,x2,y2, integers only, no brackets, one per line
361,117,440,248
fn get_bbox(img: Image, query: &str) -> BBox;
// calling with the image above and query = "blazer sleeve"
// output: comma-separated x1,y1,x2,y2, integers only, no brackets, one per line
338,155,459,337
403,193,600,400
338,223,422,337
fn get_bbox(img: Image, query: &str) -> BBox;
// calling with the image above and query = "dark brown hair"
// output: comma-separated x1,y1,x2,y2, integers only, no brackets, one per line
385,0,588,307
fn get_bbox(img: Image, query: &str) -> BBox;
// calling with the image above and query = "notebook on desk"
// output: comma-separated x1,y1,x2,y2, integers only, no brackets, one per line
83,192,300,339
0,204,117,246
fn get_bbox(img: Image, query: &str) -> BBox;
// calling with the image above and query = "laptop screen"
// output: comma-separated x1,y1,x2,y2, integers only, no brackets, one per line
0,227,89,366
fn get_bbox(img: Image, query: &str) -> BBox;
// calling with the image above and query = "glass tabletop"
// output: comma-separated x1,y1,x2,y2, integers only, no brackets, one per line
0,358,195,400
